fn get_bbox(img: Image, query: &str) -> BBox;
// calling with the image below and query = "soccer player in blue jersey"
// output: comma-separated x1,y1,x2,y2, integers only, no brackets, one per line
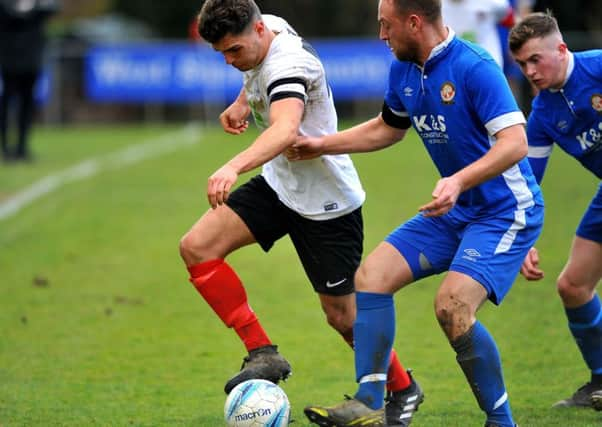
509,12,602,411
293,0,544,425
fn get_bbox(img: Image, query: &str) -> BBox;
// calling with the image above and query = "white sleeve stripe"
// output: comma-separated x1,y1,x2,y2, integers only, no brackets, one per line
485,111,526,135
269,83,307,96
528,145,553,158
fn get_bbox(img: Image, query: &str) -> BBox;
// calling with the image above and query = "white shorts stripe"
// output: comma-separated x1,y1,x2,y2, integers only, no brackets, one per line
528,145,553,159
495,210,527,254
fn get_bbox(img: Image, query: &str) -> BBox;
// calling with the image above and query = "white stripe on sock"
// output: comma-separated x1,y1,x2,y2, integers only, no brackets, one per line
492,392,508,410
359,373,387,383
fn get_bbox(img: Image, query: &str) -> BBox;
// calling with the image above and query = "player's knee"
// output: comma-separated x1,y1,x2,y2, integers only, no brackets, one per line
556,272,591,303
179,231,208,265
323,305,354,336
179,232,193,261
354,264,374,292
434,292,472,337
434,301,453,330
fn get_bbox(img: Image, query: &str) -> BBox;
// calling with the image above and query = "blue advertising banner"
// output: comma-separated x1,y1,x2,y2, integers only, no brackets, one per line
85,39,393,103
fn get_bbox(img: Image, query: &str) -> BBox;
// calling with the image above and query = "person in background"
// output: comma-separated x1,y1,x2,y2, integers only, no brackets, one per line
0,0,58,162
298,0,543,425
497,0,534,112
510,11,602,411
441,0,514,68
179,1,424,425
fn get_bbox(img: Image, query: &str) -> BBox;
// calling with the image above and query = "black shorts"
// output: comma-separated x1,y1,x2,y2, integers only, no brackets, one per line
226,175,363,296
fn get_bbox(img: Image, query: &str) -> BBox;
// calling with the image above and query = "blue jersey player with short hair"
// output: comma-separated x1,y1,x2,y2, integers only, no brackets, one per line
293,0,543,426
510,11,602,411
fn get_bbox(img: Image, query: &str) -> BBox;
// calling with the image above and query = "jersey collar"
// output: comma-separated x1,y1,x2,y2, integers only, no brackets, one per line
425,27,455,64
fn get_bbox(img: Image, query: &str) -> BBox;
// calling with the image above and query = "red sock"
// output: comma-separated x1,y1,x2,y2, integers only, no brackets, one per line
188,259,271,352
342,331,411,392
387,349,411,392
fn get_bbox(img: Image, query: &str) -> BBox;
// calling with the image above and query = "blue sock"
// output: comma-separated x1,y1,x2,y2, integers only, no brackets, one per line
353,292,395,410
566,294,602,377
451,321,514,427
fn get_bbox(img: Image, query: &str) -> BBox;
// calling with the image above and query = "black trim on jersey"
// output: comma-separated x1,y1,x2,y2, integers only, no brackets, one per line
270,91,306,104
381,101,411,129
267,77,307,97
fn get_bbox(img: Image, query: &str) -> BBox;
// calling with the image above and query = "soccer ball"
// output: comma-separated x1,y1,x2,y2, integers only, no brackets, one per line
224,379,290,426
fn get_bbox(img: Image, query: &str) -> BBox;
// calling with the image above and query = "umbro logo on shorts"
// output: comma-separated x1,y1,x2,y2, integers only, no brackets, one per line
462,248,481,262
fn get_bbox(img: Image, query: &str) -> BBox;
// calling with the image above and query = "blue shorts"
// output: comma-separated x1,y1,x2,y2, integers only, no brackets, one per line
385,203,544,305
576,182,602,243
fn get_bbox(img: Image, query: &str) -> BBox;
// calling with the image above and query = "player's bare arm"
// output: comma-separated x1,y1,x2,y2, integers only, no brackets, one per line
207,96,304,208
288,114,406,161
420,124,528,217
220,88,251,135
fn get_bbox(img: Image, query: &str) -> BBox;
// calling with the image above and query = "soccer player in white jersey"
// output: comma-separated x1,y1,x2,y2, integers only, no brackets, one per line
295,0,544,425
179,1,423,425
510,12,602,411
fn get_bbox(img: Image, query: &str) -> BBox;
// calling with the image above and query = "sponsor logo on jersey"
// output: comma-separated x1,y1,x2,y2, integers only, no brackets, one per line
413,114,447,133
440,82,456,104
592,94,602,113
412,114,449,144
556,120,569,131
576,122,602,151
404,86,414,97
324,202,338,212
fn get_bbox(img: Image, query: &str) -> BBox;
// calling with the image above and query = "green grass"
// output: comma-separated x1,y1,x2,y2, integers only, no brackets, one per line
0,123,600,426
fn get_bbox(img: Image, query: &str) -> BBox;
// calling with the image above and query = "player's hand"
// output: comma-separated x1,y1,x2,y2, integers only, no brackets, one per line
520,247,544,281
419,176,462,217
285,136,325,161
207,164,238,209
219,102,251,135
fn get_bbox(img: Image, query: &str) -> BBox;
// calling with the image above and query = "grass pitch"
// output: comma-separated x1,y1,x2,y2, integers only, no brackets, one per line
0,123,600,426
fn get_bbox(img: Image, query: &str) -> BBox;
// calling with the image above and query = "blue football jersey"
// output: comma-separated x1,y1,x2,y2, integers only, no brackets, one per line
384,31,541,212
526,50,602,182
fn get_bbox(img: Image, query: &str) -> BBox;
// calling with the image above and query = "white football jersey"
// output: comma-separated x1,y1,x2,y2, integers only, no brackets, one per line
242,15,365,220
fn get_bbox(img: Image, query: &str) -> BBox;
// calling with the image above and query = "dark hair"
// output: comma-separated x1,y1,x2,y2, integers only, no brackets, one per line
392,0,441,23
509,11,560,53
198,0,261,44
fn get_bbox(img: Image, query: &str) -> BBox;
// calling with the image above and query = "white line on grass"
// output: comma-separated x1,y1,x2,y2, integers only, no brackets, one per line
0,124,202,222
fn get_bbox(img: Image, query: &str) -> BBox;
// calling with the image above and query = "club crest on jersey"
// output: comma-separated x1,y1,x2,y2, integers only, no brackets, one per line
592,94,602,113
440,82,456,104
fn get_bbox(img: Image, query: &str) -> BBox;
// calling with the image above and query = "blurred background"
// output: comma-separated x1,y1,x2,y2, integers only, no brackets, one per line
5,0,602,127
